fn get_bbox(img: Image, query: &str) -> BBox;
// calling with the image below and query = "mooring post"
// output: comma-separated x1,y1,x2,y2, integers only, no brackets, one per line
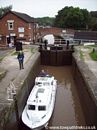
13,95,20,130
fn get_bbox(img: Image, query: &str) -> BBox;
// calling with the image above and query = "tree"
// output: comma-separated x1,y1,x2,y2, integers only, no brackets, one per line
80,9,90,29
90,11,97,18
64,7,84,29
89,11,97,31
0,5,12,18
54,6,71,28
54,6,91,30
89,16,97,31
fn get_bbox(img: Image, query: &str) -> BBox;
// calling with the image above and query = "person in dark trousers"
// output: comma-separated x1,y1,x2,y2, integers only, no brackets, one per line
17,51,24,70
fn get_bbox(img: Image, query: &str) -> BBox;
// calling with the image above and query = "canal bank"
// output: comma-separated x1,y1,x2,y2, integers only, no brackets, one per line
72,50,97,128
0,46,41,130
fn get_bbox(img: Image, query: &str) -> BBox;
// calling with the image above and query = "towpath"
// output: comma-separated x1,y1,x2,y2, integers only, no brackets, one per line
80,46,97,78
0,45,38,104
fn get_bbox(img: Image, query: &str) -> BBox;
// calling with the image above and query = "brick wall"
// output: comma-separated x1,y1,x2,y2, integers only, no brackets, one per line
0,12,34,46
39,27,63,37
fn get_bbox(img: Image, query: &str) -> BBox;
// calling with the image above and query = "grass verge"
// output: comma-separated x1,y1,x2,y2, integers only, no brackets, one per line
90,51,97,61
0,57,4,62
80,50,84,60
0,69,7,81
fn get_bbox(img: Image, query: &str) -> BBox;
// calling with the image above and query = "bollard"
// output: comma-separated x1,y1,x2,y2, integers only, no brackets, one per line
66,40,69,49
92,48,95,53
44,40,48,50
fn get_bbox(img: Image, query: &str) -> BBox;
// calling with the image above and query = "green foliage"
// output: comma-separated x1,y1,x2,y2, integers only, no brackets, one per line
30,47,38,53
54,6,91,30
80,9,90,29
90,11,97,18
80,50,84,60
88,45,97,48
0,56,4,62
92,22,97,31
11,51,18,56
0,5,12,18
36,17,55,27
90,51,97,61
89,11,97,30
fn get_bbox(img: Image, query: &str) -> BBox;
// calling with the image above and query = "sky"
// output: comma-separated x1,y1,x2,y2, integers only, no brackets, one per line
0,0,97,18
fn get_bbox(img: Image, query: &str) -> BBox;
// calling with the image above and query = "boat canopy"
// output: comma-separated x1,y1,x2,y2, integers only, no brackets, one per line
27,86,52,106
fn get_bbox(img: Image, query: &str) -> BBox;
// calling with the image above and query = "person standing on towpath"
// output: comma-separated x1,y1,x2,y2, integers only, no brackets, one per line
17,51,24,70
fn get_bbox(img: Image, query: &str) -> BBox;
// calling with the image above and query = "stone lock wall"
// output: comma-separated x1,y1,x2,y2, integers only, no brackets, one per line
72,52,97,128
0,52,40,130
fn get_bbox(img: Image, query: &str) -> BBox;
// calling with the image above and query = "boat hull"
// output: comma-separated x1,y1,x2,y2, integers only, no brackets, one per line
22,76,57,130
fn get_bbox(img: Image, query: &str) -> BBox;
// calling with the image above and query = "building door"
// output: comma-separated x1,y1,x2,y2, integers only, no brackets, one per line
7,37,10,45
6,36,16,46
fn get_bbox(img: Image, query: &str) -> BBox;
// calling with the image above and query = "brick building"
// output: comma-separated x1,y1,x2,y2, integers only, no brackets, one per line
0,11,38,46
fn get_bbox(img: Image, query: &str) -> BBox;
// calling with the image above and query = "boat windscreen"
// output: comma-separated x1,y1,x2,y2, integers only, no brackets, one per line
28,105,35,110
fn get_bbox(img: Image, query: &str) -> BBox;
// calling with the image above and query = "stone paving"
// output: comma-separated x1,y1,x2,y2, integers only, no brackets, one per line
0,45,37,104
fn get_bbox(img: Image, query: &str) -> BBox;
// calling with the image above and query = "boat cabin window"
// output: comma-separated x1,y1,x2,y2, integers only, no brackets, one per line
28,105,35,110
38,106,46,111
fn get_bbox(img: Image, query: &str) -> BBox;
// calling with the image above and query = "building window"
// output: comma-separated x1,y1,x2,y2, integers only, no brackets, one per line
18,27,24,32
29,23,31,29
7,20,14,30
19,34,24,37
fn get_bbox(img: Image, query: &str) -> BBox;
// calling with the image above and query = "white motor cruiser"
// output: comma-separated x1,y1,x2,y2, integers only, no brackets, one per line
22,74,57,130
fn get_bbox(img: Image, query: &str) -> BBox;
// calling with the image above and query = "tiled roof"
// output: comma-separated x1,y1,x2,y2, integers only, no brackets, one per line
74,31,97,41
0,11,35,23
12,11,34,23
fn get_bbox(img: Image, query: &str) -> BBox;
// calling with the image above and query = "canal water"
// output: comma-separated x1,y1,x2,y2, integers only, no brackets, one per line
14,65,86,130
41,66,86,130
